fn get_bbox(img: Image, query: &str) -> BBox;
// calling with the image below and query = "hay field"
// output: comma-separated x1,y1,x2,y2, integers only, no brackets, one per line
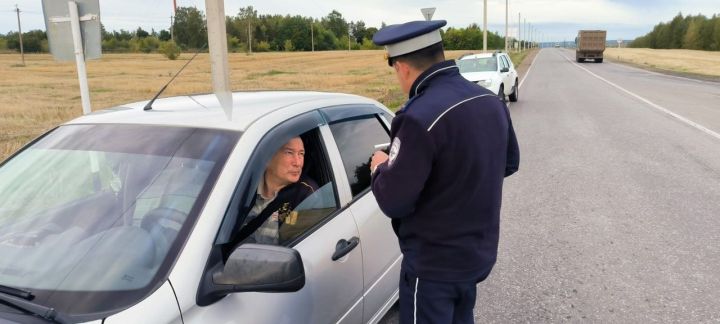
605,48,720,77
0,49,514,160
0,50,400,160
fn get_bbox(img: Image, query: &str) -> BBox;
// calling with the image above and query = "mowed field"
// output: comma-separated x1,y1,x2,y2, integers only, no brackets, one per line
0,49,506,160
605,48,720,78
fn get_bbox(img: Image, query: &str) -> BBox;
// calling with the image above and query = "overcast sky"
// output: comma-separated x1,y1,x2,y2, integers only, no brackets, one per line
1,0,718,42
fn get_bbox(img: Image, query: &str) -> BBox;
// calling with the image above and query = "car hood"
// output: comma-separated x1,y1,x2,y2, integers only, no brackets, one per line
459,71,498,82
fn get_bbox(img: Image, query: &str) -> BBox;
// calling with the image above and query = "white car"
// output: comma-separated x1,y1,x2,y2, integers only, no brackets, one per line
0,91,401,324
457,52,519,102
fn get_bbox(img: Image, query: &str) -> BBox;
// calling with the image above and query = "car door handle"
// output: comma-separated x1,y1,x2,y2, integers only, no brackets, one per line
332,237,360,261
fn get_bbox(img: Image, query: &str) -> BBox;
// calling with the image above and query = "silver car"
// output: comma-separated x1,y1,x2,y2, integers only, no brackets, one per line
0,91,401,323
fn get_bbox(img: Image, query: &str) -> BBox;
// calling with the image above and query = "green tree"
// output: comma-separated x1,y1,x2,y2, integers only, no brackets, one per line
6,30,47,52
322,10,348,39
158,30,171,41
313,24,338,50
284,39,294,51
350,21,367,43
683,17,702,49
173,6,207,49
668,13,687,48
159,41,181,59
630,13,720,51
135,27,150,38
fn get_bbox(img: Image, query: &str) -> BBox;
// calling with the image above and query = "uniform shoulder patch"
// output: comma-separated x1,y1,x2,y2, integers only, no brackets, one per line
388,137,401,166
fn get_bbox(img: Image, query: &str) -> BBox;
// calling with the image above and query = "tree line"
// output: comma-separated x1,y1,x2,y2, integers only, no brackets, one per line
630,13,720,50
0,6,511,57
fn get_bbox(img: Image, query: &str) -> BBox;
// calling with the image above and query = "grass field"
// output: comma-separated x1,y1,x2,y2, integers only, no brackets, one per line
0,50,395,160
0,49,527,160
605,48,720,78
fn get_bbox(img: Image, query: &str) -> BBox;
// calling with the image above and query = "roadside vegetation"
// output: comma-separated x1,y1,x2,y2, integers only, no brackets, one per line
1,6,516,57
630,13,720,50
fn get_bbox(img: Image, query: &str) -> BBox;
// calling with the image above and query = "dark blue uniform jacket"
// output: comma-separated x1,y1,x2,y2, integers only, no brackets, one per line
371,60,520,283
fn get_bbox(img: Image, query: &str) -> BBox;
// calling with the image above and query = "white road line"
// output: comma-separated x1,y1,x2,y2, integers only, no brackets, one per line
559,52,720,142
519,49,541,89
508,49,541,108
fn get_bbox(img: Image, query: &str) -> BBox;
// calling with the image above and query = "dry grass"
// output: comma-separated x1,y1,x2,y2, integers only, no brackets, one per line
605,48,720,77
0,49,522,160
0,51,396,160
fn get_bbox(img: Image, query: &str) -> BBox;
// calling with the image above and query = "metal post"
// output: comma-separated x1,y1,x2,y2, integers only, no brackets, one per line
170,15,174,41
518,12,521,52
311,21,314,52
483,0,487,52
523,19,527,50
68,1,91,114
205,0,232,119
504,0,508,53
248,17,252,53
15,5,25,66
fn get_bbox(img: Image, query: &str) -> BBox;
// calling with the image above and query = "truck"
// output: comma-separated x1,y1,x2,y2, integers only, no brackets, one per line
575,30,607,63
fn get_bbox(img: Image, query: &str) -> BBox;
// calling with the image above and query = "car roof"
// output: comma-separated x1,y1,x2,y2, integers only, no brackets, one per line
69,91,381,132
458,52,506,60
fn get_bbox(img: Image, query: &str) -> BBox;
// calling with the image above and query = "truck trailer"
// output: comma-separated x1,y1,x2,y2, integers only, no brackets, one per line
575,30,607,63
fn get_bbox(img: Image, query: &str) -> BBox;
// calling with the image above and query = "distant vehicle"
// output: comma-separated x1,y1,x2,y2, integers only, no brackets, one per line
554,43,560,48
456,52,519,102
575,30,607,63
0,91,401,323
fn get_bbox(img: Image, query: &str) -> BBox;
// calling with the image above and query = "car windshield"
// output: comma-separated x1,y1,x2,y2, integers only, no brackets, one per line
457,57,497,73
0,124,239,318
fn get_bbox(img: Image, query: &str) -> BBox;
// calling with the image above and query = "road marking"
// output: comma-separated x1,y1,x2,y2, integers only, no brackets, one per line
559,52,720,142
519,49,541,89
508,49,541,108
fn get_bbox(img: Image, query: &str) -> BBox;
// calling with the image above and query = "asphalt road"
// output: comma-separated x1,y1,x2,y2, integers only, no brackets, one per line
380,48,720,323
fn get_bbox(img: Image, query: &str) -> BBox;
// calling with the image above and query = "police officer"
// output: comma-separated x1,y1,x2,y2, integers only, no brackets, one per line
370,20,520,324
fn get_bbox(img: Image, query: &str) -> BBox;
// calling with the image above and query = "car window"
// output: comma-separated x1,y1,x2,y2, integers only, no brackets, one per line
502,55,514,69
499,56,509,70
278,182,336,244
457,57,497,72
0,124,238,316
329,116,391,197
233,127,340,247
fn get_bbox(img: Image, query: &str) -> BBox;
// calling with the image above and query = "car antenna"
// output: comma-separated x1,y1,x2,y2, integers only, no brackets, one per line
144,45,207,111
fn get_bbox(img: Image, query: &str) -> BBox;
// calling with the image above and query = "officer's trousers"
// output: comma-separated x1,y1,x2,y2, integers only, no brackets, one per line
398,268,477,324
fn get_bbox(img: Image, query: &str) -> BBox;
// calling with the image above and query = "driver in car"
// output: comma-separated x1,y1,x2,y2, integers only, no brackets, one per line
239,137,318,245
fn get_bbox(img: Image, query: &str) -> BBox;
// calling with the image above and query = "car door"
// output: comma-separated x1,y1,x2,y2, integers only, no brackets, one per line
185,110,364,324
322,105,402,323
500,55,514,94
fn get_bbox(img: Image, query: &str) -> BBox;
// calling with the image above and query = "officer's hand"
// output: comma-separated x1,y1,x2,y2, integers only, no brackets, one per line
371,150,389,172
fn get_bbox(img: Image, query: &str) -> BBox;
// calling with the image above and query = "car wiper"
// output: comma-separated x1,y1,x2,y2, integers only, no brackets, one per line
0,290,70,324
0,284,33,300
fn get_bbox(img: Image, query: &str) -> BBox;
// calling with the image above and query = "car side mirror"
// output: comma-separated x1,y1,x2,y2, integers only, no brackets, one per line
213,244,305,293
500,67,510,73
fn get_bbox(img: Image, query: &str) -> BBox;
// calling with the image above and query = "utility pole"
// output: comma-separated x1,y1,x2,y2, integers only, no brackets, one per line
504,0,508,53
523,18,527,50
348,26,351,51
15,4,25,66
171,0,176,41
311,21,314,52
170,16,174,41
483,0,487,52
518,12,521,52
248,17,252,53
